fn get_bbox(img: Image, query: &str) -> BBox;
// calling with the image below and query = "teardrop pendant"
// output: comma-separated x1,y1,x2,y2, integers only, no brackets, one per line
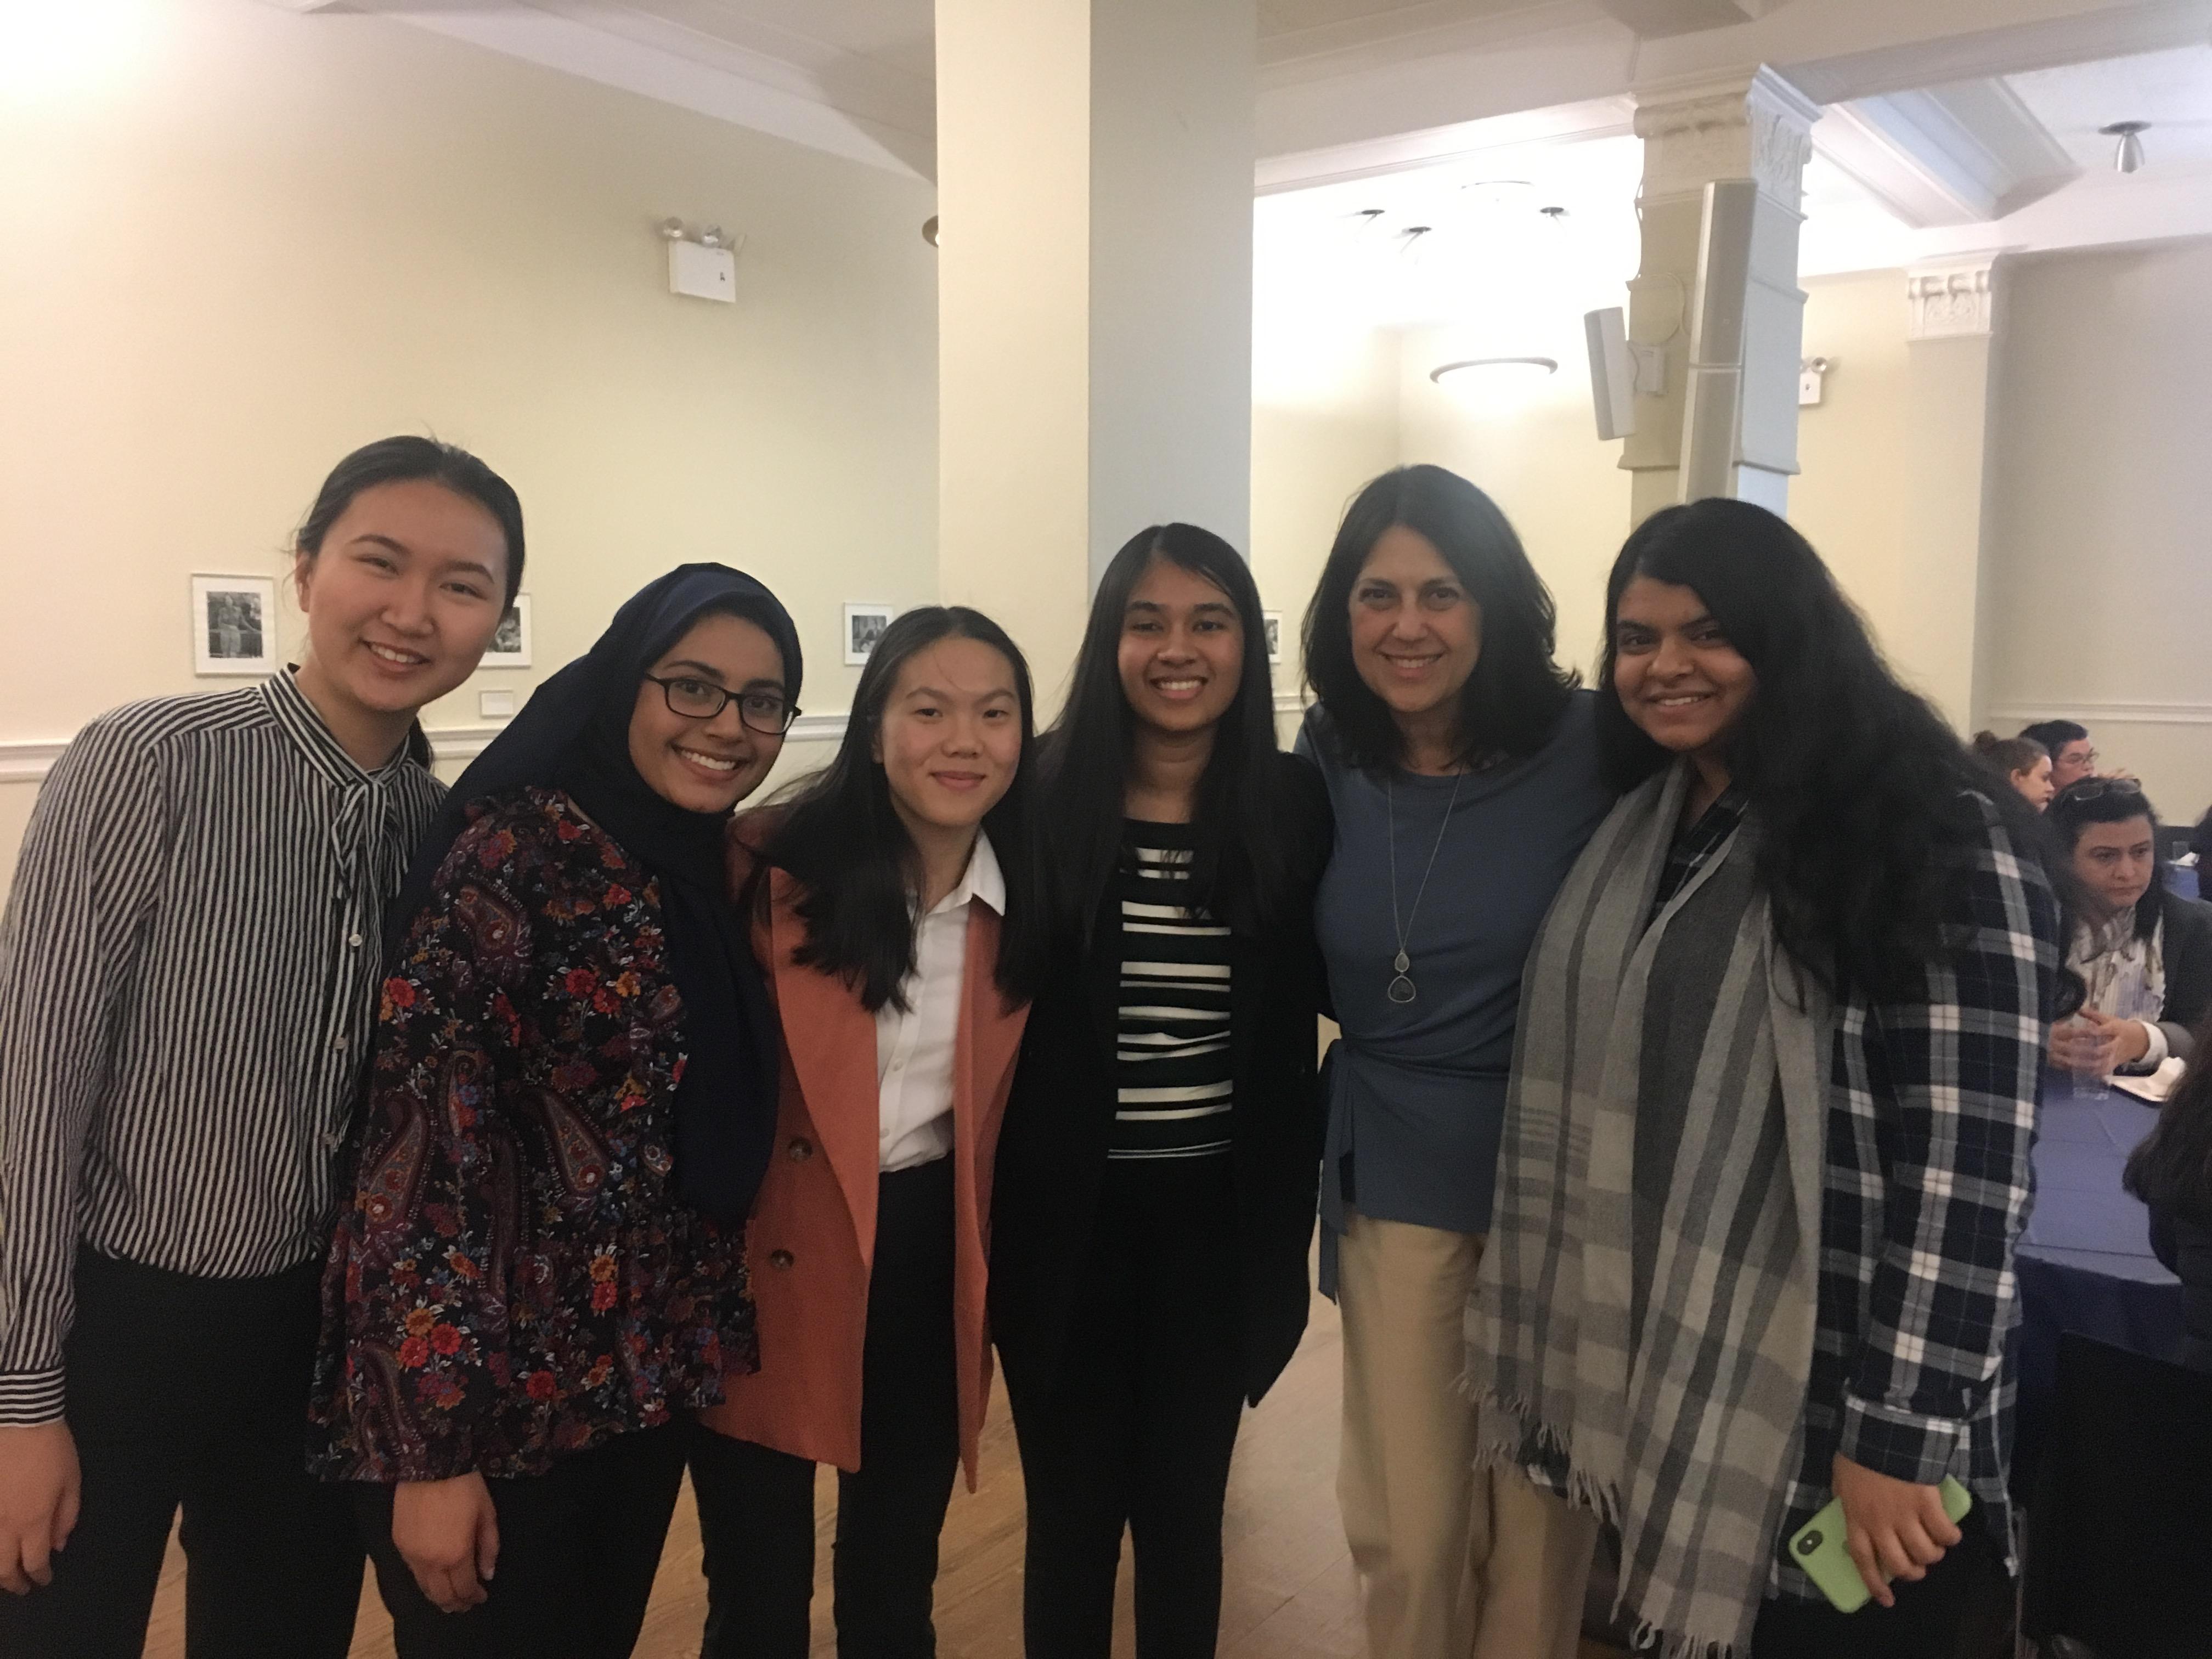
1387,973,1417,1005
1393,950,1410,974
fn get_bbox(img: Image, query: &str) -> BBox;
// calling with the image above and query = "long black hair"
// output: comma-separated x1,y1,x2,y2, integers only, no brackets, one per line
764,606,1043,1012
1036,523,1298,940
2126,1006,2212,1231
1301,464,1577,772
1595,498,2070,1001
296,435,526,604
2049,776,2168,943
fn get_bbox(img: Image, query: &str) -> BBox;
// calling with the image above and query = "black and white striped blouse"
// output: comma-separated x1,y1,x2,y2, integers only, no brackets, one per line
1113,821,1233,1161
0,672,443,1424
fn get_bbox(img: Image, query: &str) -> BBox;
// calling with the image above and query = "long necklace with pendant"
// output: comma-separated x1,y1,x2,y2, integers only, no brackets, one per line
1385,769,1465,1005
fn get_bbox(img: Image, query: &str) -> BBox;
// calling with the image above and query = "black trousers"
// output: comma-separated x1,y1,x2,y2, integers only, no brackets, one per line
357,1420,688,1659
1752,1527,1997,1658
1002,1157,1248,1659
691,1154,962,1659
0,1248,363,1659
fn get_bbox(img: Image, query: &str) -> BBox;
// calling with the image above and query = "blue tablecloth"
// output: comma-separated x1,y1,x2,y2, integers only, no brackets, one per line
2017,1077,2186,1408
2169,863,2201,902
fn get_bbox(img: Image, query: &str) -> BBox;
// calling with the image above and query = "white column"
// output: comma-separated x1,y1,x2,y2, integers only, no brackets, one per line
1623,67,1818,522
935,0,1257,701
1905,252,2005,730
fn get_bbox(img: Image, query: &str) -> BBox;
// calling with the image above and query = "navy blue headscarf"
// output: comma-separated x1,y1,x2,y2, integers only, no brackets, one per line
388,563,800,1227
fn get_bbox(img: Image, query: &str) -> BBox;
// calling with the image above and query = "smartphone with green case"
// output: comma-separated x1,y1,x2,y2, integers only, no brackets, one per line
1786,1476,1974,1613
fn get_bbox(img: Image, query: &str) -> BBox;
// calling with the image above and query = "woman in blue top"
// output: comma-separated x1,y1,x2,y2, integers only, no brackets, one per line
1295,465,1613,1659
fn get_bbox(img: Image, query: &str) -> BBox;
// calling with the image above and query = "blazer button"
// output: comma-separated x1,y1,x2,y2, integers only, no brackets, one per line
787,1138,814,1162
769,1249,795,1269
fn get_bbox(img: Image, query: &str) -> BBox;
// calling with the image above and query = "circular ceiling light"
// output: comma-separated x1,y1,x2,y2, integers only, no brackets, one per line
1430,356,1559,388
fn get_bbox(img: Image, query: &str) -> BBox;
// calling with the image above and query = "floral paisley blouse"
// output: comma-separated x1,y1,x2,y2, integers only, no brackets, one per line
308,786,758,1482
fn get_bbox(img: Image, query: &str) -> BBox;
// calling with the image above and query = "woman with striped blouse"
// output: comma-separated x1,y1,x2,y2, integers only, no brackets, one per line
991,523,1332,1658
0,438,522,1658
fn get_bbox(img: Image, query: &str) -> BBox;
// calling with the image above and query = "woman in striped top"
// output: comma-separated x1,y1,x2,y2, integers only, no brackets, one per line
992,523,1333,1659
0,437,522,1659
1113,823,1236,1161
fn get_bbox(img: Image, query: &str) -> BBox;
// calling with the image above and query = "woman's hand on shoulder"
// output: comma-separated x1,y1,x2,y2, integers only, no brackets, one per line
391,1472,500,1613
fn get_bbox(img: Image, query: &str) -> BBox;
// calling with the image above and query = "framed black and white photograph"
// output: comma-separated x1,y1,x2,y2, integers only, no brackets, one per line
484,593,532,668
191,575,278,676
844,602,894,666
1263,611,1283,665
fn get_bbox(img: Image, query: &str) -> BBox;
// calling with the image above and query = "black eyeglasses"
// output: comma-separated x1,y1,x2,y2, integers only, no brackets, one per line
642,674,799,736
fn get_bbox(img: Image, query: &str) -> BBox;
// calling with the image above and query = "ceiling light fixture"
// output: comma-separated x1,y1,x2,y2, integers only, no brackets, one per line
2100,120,2149,173
1430,356,1559,388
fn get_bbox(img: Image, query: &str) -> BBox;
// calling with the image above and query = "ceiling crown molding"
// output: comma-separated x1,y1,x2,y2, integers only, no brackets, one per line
349,1,932,179
1783,0,2212,106
1255,96,1634,194
1596,0,1776,37
1814,79,2077,229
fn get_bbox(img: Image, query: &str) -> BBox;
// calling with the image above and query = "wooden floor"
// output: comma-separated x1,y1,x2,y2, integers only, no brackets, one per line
145,1286,1622,1658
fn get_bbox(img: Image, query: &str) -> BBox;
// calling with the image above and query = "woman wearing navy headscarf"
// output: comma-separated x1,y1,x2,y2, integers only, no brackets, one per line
309,565,800,1658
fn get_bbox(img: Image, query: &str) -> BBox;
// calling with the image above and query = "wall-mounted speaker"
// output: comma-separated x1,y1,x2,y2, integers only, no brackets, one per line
1585,308,1635,441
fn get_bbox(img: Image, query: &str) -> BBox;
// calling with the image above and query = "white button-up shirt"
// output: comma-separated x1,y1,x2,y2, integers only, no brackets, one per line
876,834,1004,1172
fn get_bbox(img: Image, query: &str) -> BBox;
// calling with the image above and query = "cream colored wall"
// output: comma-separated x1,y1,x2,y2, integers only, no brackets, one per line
1395,323,1630,681
1249,325,1402,738
1792,270,1994,733
1982,241,2212,826
0,0,939,891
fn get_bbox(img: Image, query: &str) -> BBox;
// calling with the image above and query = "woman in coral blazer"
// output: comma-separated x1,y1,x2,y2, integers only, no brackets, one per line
689,606,1043,1659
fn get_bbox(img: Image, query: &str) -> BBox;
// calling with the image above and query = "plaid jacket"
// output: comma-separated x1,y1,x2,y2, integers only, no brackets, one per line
1770,793,2063,1600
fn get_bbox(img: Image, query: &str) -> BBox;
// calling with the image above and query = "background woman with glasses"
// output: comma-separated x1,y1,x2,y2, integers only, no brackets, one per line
309,564,799,1658
2048,776,2212,1074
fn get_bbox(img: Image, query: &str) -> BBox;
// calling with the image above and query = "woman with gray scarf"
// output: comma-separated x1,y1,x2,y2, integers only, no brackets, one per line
1468,501,2070,1658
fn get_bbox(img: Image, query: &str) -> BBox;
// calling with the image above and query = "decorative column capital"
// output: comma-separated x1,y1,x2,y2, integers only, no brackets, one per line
1632,65,1820,211
1906,253,2005,341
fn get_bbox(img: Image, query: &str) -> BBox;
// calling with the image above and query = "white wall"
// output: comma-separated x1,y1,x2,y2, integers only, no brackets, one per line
1793,269,1996,732
1250,324,1402,735
1396,322,1630,682
0,0,940,892
1982,240,2212,826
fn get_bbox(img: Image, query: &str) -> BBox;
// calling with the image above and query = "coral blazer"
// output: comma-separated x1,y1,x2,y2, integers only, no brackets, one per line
697,853,1028,1485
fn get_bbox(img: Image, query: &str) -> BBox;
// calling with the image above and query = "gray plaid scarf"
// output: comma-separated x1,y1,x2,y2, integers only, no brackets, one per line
1466,761,1829,1658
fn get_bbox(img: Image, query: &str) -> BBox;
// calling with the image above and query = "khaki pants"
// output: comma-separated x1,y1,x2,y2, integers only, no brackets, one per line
1336,1209,1598,1659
